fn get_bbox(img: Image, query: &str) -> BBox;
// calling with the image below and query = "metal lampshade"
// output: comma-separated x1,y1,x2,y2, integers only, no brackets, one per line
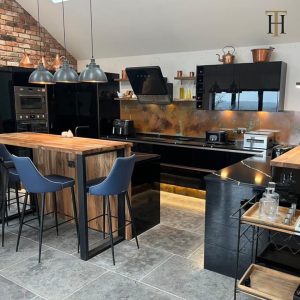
296,82,300,88
53,58,78,83
79,58,107,82
19,53,34,68
29,63,55,85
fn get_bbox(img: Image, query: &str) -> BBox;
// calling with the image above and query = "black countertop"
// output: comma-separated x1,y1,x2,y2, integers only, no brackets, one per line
102,133,267,155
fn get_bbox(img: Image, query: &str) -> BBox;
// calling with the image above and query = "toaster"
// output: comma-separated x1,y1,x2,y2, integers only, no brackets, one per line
206,130,228,144
243,131,274,149
112,119,135,136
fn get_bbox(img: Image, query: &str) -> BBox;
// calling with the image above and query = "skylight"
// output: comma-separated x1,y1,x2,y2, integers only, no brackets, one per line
51,0,70,3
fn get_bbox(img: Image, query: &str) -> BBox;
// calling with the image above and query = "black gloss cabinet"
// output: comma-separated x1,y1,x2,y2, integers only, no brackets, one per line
196,62,287,111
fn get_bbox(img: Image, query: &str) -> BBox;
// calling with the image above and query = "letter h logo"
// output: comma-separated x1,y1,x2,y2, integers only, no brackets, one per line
266,10,287,36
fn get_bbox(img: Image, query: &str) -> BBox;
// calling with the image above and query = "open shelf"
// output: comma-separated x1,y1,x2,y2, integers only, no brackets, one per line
114,78,129,82
238,264,300,300
242,202,300,235
174,76,196,80
114,97,137,101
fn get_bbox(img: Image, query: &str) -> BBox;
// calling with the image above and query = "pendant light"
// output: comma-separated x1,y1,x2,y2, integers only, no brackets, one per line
296,82,300,88
19,52,34,68
79,0,107,83
53,0,78,83
28,0,54,85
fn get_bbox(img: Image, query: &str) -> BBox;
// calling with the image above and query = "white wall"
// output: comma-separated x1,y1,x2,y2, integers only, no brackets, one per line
78,42,300,111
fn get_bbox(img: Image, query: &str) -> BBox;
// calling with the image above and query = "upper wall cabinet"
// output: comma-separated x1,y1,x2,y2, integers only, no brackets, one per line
196,62,287,111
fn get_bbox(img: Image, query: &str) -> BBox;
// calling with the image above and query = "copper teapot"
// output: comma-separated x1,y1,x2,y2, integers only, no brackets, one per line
216,46,235,64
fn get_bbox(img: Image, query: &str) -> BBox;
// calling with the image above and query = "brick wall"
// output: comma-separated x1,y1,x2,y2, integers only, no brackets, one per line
0,0,77,69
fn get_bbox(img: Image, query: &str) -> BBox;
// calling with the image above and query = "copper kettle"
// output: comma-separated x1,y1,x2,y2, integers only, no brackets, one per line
216,46,235,64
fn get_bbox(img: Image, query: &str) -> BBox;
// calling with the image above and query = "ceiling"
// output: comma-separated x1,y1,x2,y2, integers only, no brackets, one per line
16,0,300,60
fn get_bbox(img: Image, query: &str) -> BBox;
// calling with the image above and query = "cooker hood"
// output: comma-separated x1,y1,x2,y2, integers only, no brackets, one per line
125,66,173,104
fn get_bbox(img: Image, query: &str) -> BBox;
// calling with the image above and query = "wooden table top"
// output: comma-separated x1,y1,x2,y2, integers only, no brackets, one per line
270,145,300,169
0,132,132,155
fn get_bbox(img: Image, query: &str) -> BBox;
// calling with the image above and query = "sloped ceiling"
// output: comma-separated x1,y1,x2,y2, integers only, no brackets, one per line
16,0,300,60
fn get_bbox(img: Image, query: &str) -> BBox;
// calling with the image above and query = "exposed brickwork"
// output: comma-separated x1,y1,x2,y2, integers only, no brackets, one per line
0,0,77,69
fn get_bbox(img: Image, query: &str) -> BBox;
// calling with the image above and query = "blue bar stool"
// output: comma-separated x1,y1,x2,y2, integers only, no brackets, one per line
12,155,79,263
0,159,9,247
88,154,139,265
0,145,21,219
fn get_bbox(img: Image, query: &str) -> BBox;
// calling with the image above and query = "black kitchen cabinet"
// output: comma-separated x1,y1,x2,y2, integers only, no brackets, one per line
197,62,286,111
48,73,120,138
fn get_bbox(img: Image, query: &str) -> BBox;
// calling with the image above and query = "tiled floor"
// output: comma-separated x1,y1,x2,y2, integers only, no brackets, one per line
0,195,249,300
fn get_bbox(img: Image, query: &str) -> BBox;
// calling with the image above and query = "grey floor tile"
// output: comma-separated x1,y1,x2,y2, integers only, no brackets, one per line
90,240,172,280
160,206,205,234
0,275,37,300
8,215,100,254
66,271,180,300
138,224,203,257
188,244,204,268
0,232,49,271
143,255,234,300
0,248,106,300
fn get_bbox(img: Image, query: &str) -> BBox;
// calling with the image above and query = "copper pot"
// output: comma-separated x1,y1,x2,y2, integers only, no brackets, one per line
251,47,274,63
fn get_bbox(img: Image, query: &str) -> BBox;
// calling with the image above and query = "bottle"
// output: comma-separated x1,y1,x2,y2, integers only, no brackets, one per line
259,186,278,221
179,86,185,99
263,182,279,215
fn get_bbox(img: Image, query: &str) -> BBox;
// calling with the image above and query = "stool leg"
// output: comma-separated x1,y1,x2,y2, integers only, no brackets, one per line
16,192,28,252
1,191,6,247
15,182,21,221
125,191,139,249
5,202,9,227
53,192,59,236
106,196,115,265
7,186,10,210
34,195,41,226
102,196,106,239
38,193,46,263
70,186,80,253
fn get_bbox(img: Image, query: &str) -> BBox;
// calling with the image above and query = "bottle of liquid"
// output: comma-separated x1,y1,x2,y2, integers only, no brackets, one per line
179,86,185,99
259,187,278,221
263,182,280,214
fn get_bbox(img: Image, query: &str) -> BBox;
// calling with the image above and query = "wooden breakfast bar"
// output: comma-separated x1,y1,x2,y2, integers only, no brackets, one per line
0,132,132,260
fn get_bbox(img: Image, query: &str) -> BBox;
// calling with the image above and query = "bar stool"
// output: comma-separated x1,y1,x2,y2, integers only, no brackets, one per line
0,145,21,218
0,159,9,247
88,154,139,265
11,155,79,263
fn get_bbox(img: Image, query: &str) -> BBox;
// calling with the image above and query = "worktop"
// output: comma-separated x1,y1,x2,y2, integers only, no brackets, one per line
0,132,132,155
271,145,300,169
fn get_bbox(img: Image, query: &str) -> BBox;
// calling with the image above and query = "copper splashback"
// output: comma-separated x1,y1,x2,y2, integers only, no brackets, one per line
120,102,300,145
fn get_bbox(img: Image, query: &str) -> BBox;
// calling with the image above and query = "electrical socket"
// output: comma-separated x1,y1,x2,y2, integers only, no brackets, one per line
237,127,247,133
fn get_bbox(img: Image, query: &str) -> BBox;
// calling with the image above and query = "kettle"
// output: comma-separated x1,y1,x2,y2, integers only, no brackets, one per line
216,46,235,64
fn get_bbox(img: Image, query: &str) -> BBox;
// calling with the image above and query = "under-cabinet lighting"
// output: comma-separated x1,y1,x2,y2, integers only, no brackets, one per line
51,0,70,4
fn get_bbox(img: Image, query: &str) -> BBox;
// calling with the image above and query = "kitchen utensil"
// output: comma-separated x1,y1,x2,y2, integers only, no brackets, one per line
177,70,183,77
251,47,274,63
180,87,185,99
216,46,235,64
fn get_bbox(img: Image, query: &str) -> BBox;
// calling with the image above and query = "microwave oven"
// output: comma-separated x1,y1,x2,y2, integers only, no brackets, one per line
14,86,48,116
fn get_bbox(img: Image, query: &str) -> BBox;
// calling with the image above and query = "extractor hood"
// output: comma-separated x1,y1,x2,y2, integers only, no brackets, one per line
125,66,173,104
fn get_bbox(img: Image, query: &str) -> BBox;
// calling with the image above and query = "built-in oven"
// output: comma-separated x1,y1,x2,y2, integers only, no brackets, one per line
14,86,48,118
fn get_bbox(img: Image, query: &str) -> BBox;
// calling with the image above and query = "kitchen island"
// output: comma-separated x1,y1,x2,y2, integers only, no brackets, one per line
0,132,132,260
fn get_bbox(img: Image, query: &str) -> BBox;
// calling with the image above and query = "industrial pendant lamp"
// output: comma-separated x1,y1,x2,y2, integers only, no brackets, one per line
53,0,78,83
296,82,300,88
29,0,54,84
79,0,107,83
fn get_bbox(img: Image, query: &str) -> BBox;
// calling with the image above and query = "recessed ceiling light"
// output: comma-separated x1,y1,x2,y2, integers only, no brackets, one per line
51,0,70,4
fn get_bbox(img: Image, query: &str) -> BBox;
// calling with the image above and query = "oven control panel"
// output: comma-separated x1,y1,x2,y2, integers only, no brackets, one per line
16,114,47,121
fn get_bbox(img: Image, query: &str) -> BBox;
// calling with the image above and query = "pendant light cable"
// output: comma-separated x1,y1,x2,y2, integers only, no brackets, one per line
37,0,42,61
89,0,94,58
62,0,67,58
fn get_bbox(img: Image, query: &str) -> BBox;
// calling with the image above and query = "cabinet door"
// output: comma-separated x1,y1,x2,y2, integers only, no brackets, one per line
238,62,283,111
0,70,14,133
203,64,237,110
